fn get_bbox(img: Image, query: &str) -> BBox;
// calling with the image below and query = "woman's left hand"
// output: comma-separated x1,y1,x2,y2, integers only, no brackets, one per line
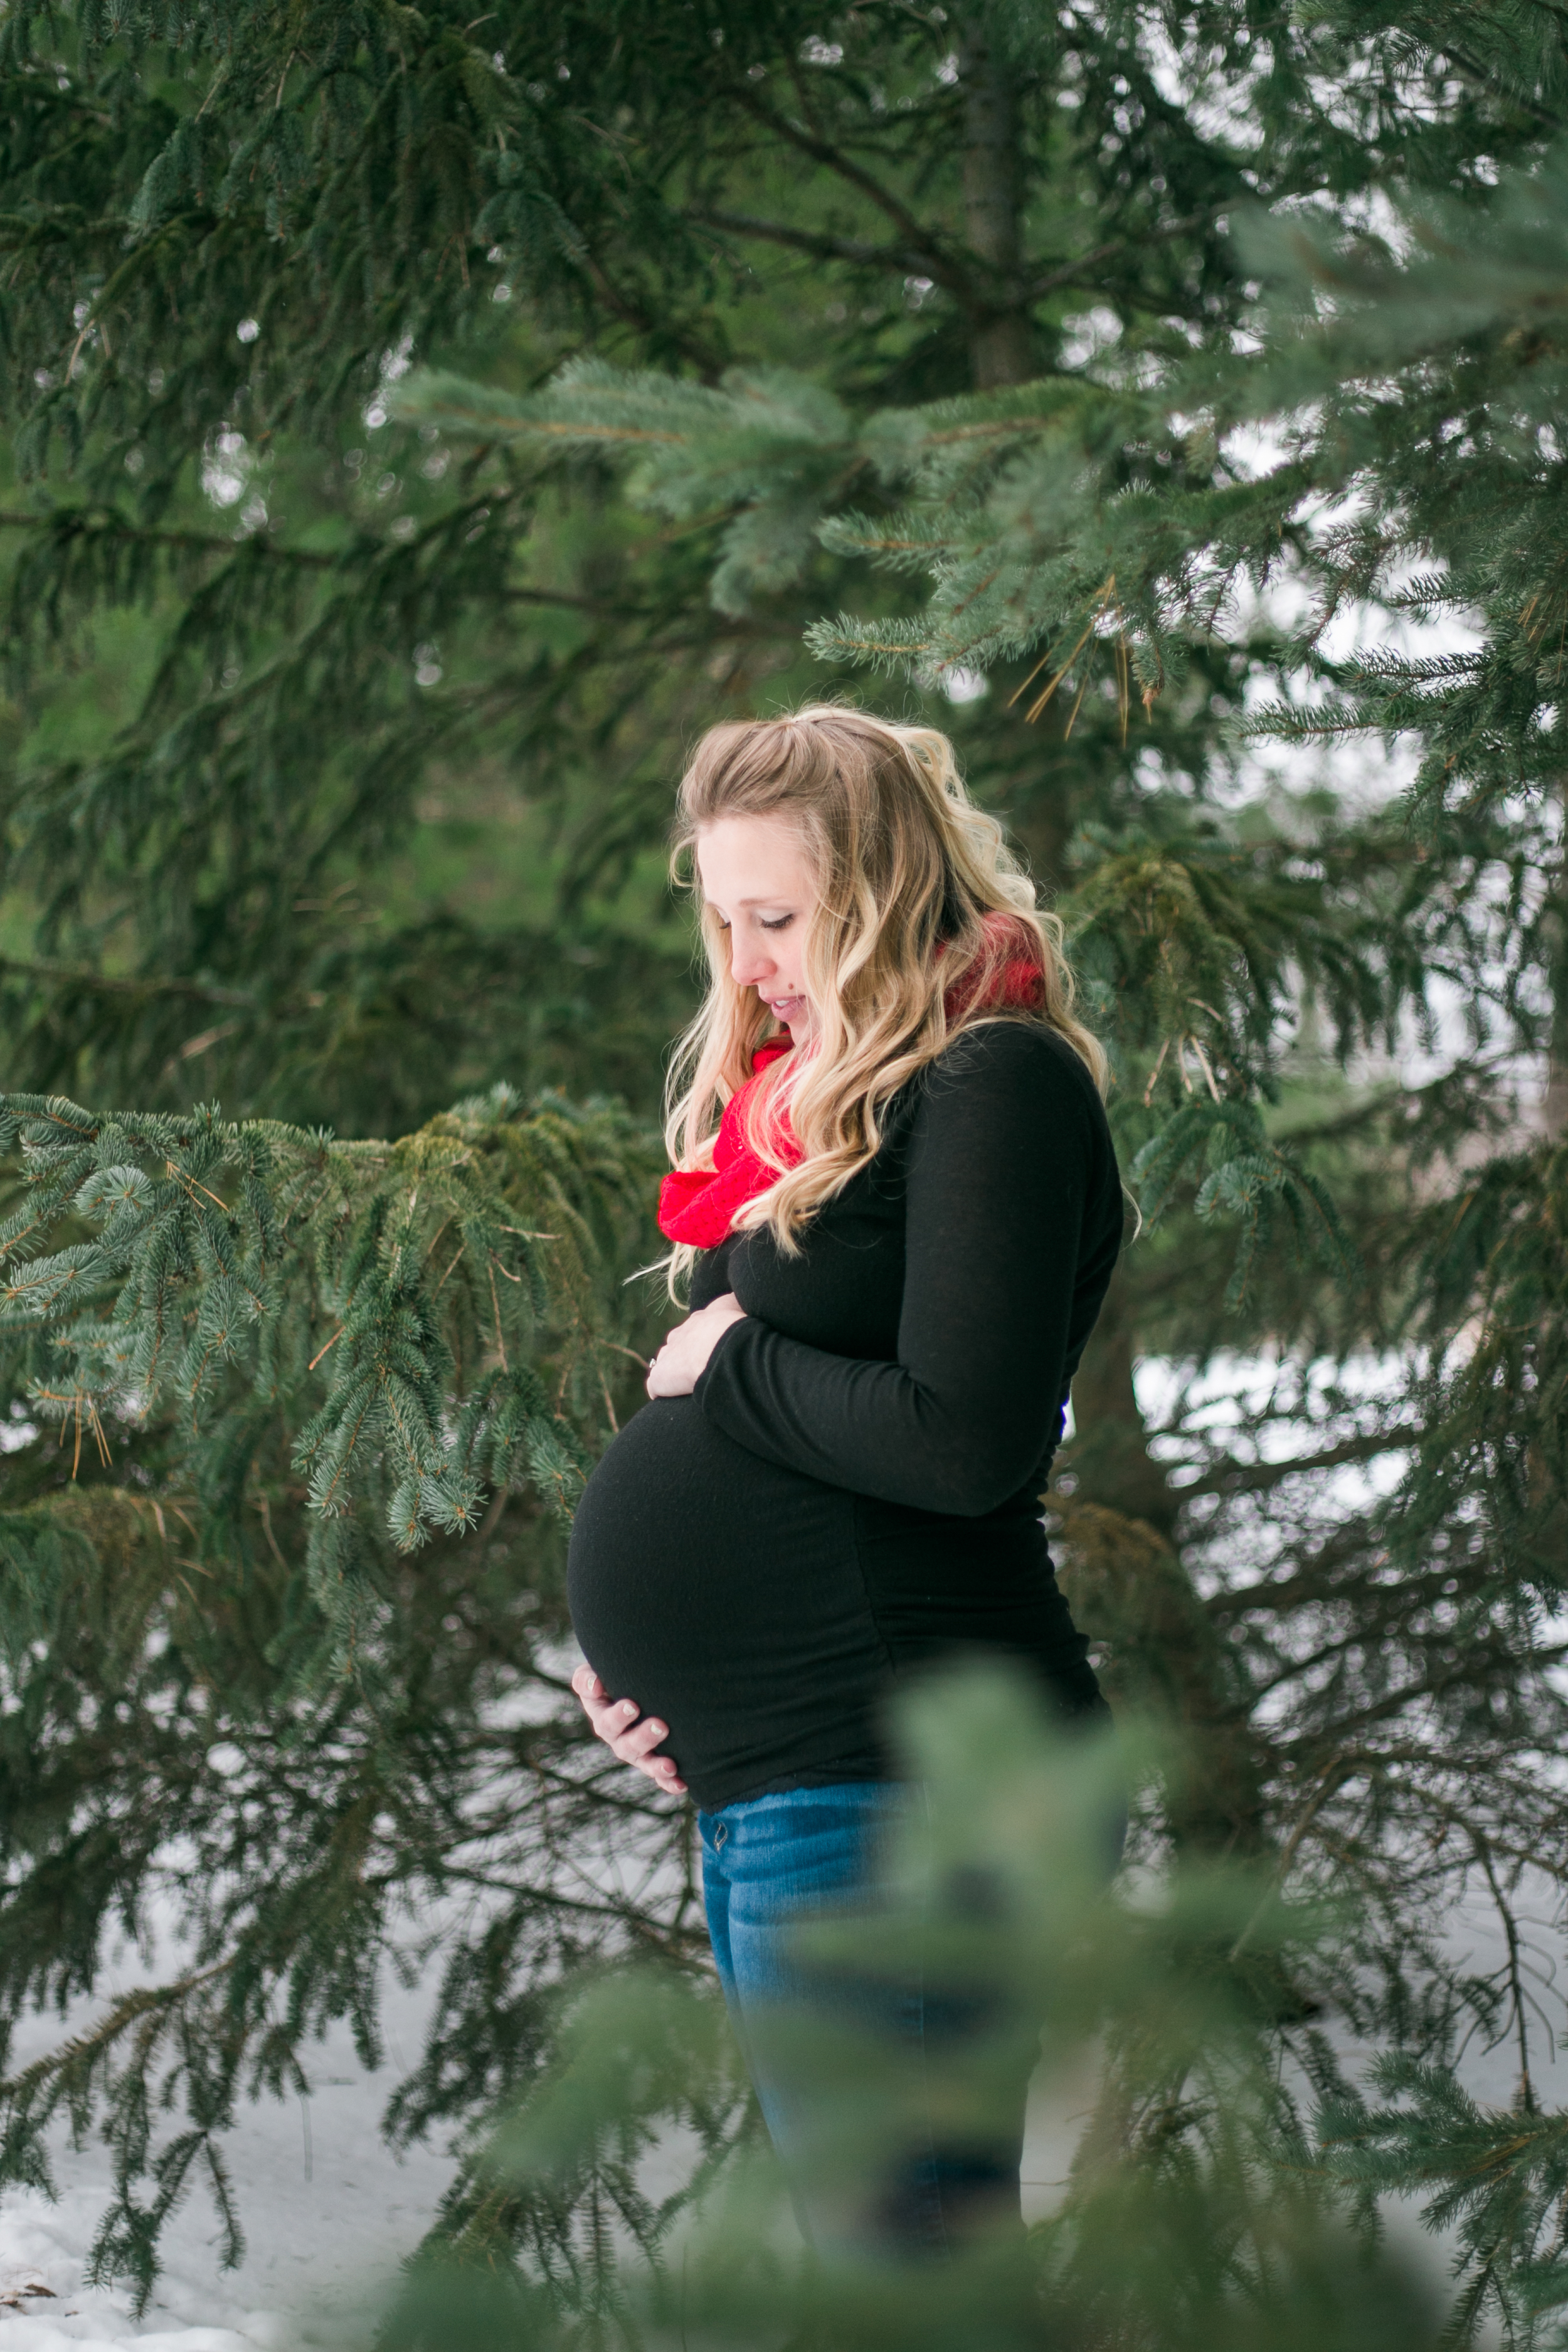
646,1292,748,1399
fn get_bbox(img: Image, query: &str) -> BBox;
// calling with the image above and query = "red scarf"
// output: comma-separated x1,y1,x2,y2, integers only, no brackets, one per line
657,911,1049,1248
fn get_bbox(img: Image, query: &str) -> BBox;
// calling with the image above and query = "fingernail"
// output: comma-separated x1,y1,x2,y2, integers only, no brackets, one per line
648,1723,665,1738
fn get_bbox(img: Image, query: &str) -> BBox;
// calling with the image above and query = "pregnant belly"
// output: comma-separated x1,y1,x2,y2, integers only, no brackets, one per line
566,1397,886,1808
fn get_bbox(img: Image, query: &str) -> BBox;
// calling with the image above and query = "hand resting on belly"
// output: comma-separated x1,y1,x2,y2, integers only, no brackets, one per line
645,1290,746,1399
571,1291,746,1794
571,1663,687,1795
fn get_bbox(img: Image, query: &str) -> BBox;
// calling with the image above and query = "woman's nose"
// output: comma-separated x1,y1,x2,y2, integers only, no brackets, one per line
730,935,774,987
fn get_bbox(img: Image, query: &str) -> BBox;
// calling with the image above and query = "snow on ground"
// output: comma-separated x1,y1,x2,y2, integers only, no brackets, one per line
0,1954,455,2352
4,1893,1544,2348
0,1983,1102,2347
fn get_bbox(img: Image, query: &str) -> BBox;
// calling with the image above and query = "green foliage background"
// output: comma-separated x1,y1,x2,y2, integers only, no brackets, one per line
4,1,1568,2342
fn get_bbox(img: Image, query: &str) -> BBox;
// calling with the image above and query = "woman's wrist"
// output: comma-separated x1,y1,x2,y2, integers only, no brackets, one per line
691,1305,748,1401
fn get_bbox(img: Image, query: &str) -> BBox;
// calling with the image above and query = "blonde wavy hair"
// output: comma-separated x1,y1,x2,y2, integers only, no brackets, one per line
664,705,1106,1291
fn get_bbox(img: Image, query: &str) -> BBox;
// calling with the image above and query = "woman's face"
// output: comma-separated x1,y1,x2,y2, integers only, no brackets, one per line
696,814,818,1038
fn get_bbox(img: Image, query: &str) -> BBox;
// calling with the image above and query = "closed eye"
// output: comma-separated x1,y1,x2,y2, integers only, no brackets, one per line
760,914,795,932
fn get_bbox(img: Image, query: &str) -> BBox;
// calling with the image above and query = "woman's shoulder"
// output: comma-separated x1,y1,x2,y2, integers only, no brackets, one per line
871,1019,1115,1189
919,1015,1108,1123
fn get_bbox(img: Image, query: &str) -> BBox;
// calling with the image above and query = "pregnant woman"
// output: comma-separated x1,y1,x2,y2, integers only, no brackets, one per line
567,704,1123,2255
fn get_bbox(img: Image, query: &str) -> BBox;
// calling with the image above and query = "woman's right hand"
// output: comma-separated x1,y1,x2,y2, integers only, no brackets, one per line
571,1663,688,1796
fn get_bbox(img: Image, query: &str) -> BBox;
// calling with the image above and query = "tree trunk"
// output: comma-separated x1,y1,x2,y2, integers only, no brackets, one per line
955,8,1266,1855
1066,1268,1179,1541
958,12,1035,391
1059,1273,1268,1857
1544,784,1568,1133
1532,784,1568,1562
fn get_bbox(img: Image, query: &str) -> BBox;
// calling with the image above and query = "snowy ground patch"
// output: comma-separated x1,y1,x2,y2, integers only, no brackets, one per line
0,1966,454,2351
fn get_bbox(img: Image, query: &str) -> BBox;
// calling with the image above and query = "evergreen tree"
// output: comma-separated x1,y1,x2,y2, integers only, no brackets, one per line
0,1079,674,2307
5,2,1568,2338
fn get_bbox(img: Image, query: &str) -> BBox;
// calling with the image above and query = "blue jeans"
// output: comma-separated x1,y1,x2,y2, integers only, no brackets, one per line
699,1781,1035,2260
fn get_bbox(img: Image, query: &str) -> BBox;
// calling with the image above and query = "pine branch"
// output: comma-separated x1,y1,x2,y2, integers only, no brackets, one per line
0,510,326,565
684,205,945,284
0,956,257,1009
1020,206,1229,303
0,1083,660,1560
722,83,975,307
1182,1428,1408,1503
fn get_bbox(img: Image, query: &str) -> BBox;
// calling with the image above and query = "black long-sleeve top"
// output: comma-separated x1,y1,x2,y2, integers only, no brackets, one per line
566,1019,1123,1811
